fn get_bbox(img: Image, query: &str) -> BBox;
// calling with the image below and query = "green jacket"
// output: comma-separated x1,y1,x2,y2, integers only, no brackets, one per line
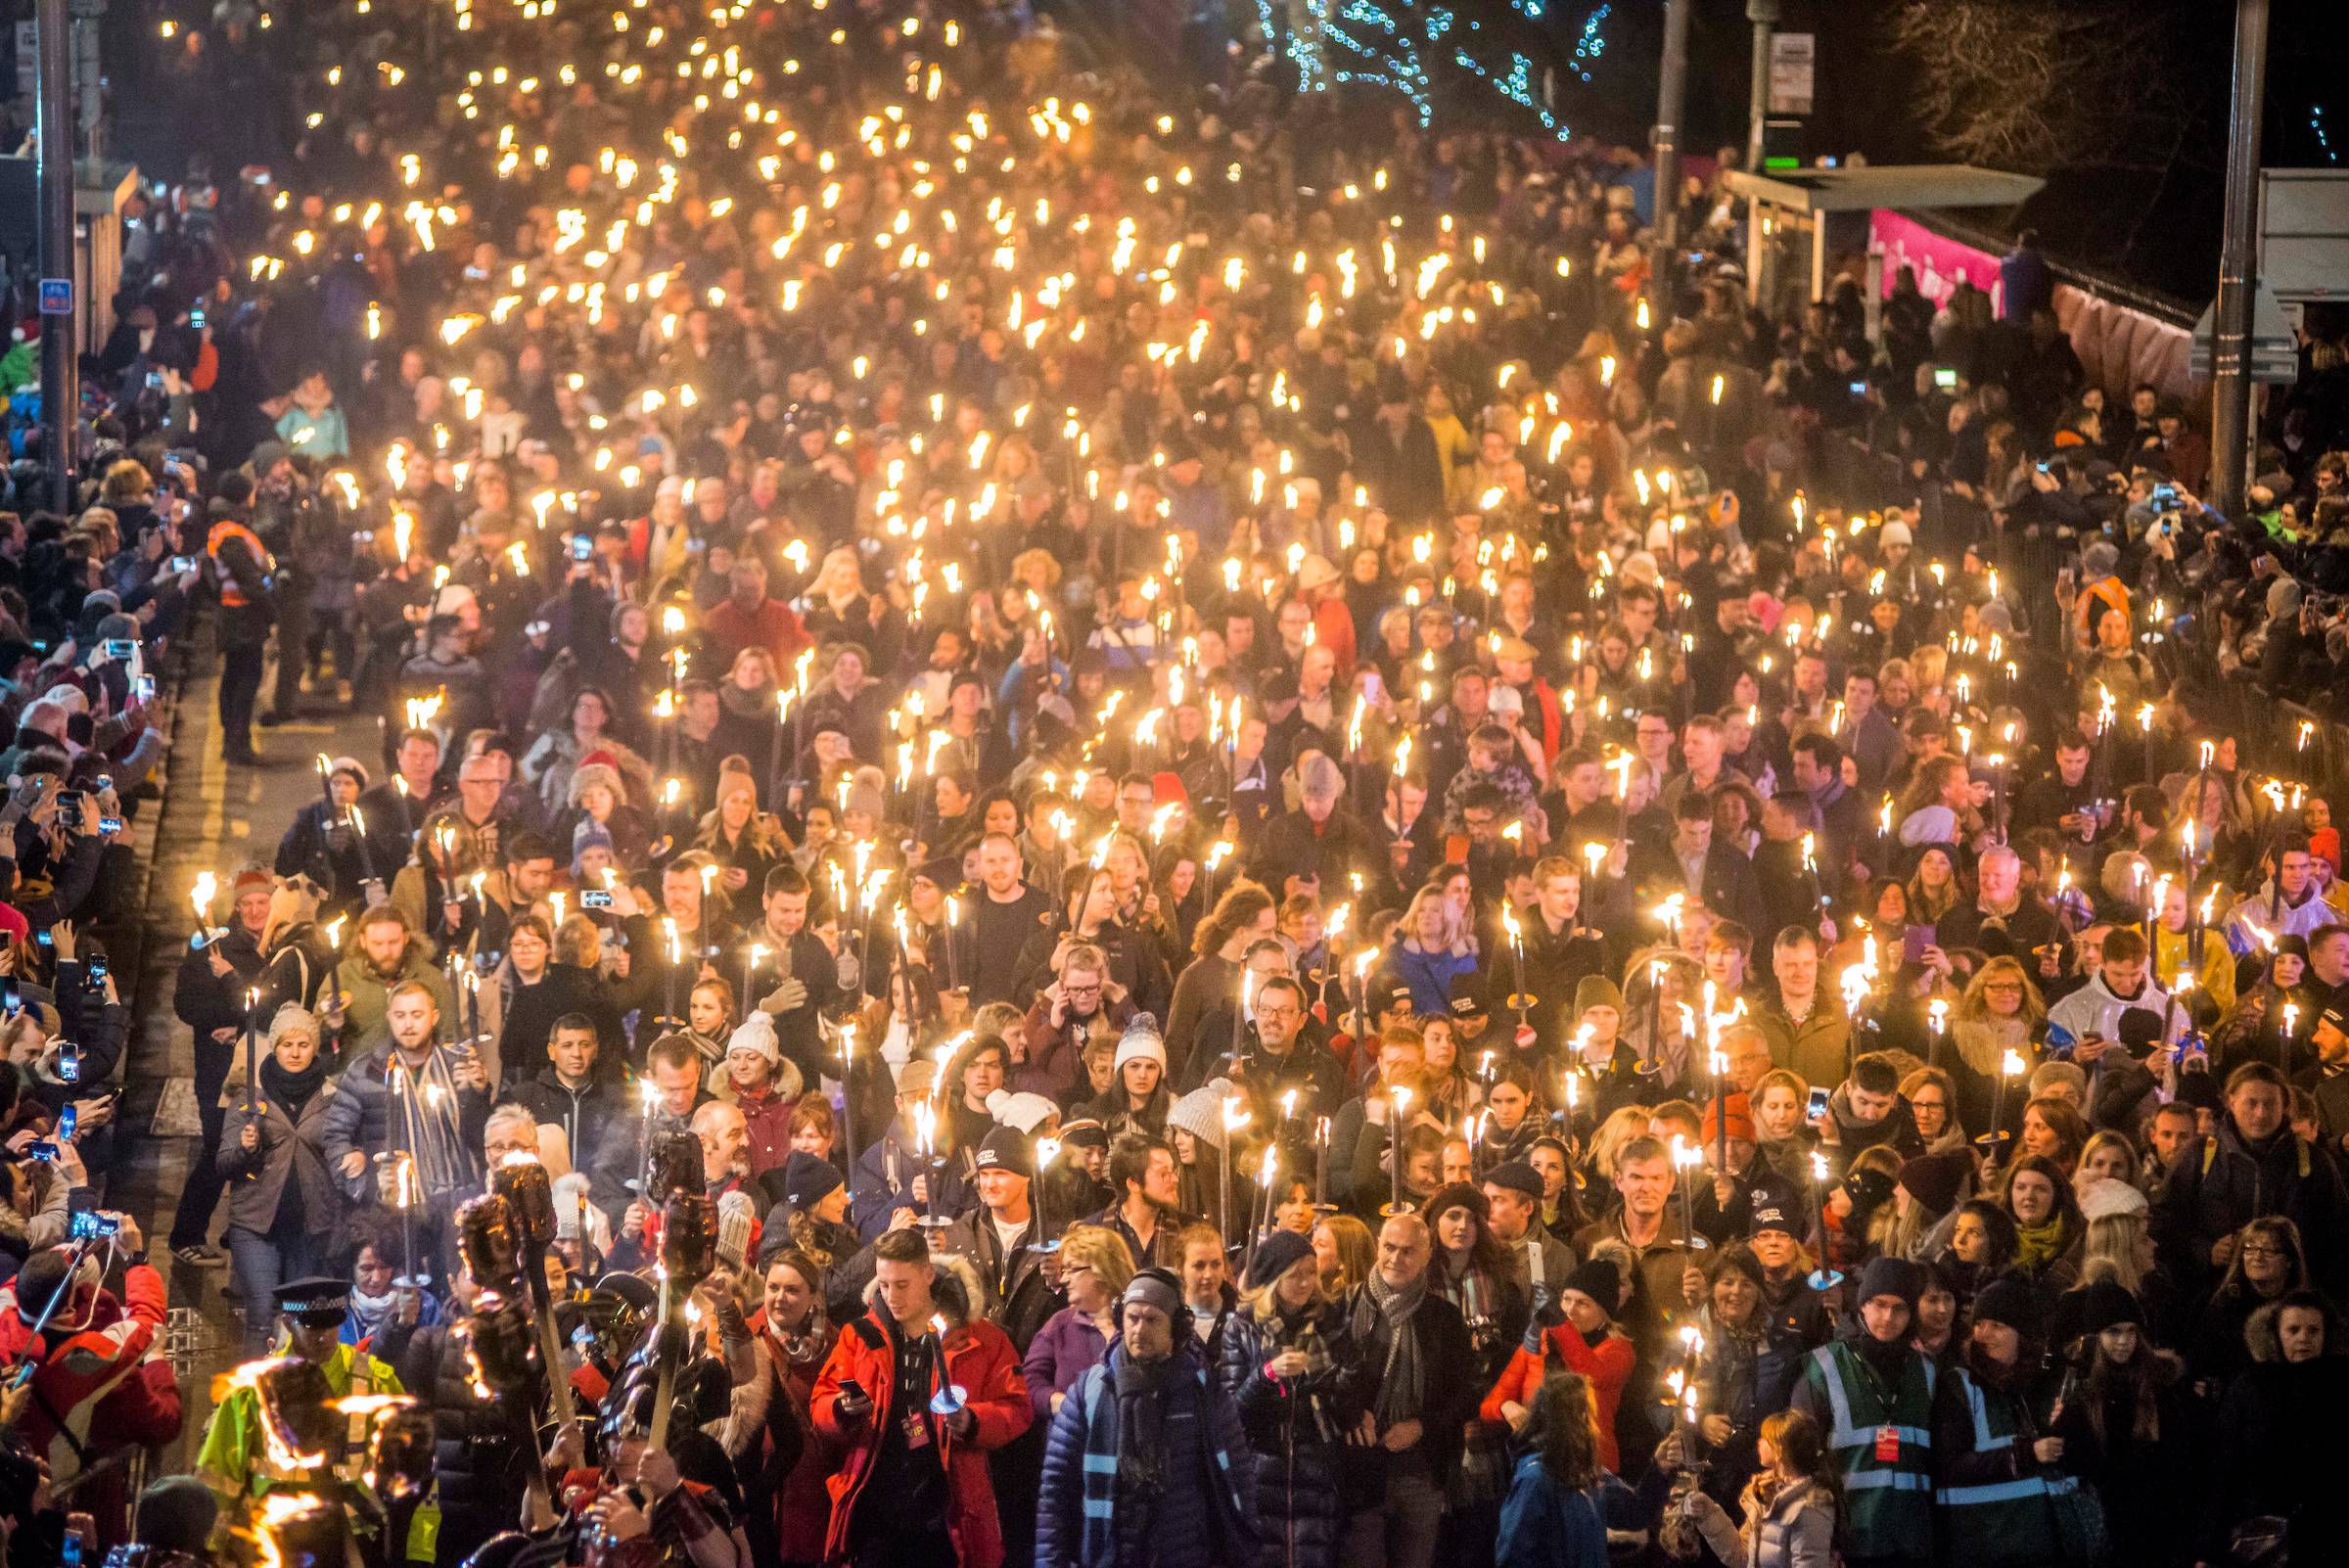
1790,1337,1936,1562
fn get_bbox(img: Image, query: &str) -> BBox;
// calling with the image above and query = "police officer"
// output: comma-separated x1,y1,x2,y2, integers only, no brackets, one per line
195,1277,436,1564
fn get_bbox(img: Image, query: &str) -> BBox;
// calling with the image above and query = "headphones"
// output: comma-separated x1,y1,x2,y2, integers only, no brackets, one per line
1125,1267,1194,1345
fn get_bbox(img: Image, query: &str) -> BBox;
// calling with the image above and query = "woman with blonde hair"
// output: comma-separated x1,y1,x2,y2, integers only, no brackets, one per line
2074,1129,2142,1198
1388,881,1476,1015
1899,1065,1966,1153
1312,1213,1375,1295
691,767,793,923
1217,1229,1348,1568
1750,1068,1817,1184
1947,954,2044,1142
1584,1104,1655,1189
1021,1222,1134,1417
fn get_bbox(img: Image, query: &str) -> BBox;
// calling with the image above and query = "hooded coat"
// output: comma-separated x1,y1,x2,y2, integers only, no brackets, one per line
2150,1114,2349,1296
2206,1300,2349,1562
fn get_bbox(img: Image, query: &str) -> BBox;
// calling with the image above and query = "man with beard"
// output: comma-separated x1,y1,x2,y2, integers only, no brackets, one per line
169,864,274,1268
749,863,841,1090
1790,1256,1936,1568
1036,1268,1255,1568
327,904,453,1049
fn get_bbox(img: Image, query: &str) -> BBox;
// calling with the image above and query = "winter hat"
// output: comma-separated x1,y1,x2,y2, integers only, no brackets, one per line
1123,1268,1184,1322
2174,1069,2225,1116
568,761,625,808
1575,975,1624,1015
571,819,616,872
1448,972,1490,1018
1856,1255,1922,1310
1245,1228,1315,1290
1167,1079,1237,1149
973,1125,1034,1179
2063,1278,2143,1340
1748,1202,1798,1239
1841,1164,1896,1218
1560,1258,1621,1311
328,756,371,789
1897,1149,1974,1216
2076,1176,2148,1222
2081,539,2121,578
233,865,276,897
1970,1275,2052,1340
1483,1160,1543,1203
986,1089,1060,1133
1878,521,1913,549
726,1013,781,1066
1058,1116,1110,1149
1422,1182,1489,1232
1700,1094,1756,1146
1114,1013,1167,1075
845,780,886,821
135,1478,221,1558
781,1150,844,1212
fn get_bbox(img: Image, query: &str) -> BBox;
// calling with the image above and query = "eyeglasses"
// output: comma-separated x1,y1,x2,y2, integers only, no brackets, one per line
2240,1244,2288,1259
1063,983,1101,996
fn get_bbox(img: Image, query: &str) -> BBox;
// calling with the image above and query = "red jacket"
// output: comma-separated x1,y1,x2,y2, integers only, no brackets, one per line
0,1263,181,1538
1481,1320,1635,1472
810,1303,1032,1568
737,1084,798,1180
751,1314,839,1564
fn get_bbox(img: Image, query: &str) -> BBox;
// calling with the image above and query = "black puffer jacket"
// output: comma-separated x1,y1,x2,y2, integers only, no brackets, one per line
1217,1301,1353,1568
2151,1114,2349,1297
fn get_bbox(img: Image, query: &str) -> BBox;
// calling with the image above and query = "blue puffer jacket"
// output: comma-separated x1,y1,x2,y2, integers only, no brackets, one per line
1037,1339,1258,1568
1218,1303,1354,1568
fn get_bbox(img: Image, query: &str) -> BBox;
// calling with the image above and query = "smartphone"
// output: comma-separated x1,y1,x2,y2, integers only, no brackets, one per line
58,1041,80,1083
59,1104,76,1140
581,889,615,909
88,954,110,981
135,674,157,702
25,1140,58,1161
168,555,199,574
34,930,51,949
1806,1085,1831,1122
1363,671,1384,703
63,1534,82,1568
1933,366,1958,391
1903,926,1930,965
105,638,137,660
146,372,163,392
69,1210,119,1239
1848,381,1867,396
571,535,594,563
190,306,207,330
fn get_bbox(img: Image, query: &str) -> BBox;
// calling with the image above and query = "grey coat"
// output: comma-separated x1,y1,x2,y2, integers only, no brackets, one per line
219,1079,347,1235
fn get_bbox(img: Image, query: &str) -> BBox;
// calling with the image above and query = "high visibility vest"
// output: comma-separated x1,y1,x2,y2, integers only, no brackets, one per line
1801,1340,1936,1561
207,517,268,607
1934,1364,2068,1568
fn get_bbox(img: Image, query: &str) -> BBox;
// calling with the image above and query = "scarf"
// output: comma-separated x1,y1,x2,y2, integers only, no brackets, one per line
261,1053,328,1119
1951,1016,2029,1080
346,1284,399,1339
1353,1270,1428,1427
2014,1216,2068,1272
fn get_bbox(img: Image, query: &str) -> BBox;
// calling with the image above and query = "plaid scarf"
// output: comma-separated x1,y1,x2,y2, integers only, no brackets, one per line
1354,1270,1427,1428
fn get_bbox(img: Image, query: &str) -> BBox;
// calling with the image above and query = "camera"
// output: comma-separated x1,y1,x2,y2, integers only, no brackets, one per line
69,1210,120,1239
581,889,615,909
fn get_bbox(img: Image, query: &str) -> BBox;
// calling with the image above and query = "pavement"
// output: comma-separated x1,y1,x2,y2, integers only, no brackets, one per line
107,623,381,1476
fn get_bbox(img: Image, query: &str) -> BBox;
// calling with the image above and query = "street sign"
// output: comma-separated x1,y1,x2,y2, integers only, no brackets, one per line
1768,32,1814,116
37,278,71,315
2190,279,2300,384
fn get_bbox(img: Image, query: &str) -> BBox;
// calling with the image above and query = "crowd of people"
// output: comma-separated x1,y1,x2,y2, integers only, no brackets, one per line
11,0,2349,1566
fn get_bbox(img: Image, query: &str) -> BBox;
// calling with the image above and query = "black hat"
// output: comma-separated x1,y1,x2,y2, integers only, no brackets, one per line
1857,1255,1922,1310
1245,1228,1314,1290
1560,1258,1620,1309
2175,1069,2225,1115
2319,1005,2348,1038
276,1275,351,1326
912,857,963,893
782,1151,844,1212
2055,1278,2142,1343
1841,1165,1896,1216
974,1125,1034,1179
1748,1202,1798,1239
1971,1276,2053,1340
2116,1006,2166,1055
1483,1160,1543,1202
1370,969,1414,1015
1058,1116,1111,1148
1449,971,1490,1018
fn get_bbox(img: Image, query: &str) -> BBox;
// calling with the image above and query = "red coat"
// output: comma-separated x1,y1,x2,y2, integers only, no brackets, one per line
810,1305,1032,1568
751,1314,838,1564
737,1084,798,1180
0,1263,181,1542
1481,1320,1635,1471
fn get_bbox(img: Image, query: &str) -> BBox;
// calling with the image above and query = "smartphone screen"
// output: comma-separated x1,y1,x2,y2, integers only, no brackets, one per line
1806,1086,1831,1121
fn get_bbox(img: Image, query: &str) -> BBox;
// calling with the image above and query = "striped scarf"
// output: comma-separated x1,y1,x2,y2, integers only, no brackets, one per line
1354,1271,1427,1428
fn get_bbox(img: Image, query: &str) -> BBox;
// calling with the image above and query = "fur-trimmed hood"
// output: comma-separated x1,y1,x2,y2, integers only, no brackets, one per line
2246,1295,2345,1363
859,1248,989,1332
